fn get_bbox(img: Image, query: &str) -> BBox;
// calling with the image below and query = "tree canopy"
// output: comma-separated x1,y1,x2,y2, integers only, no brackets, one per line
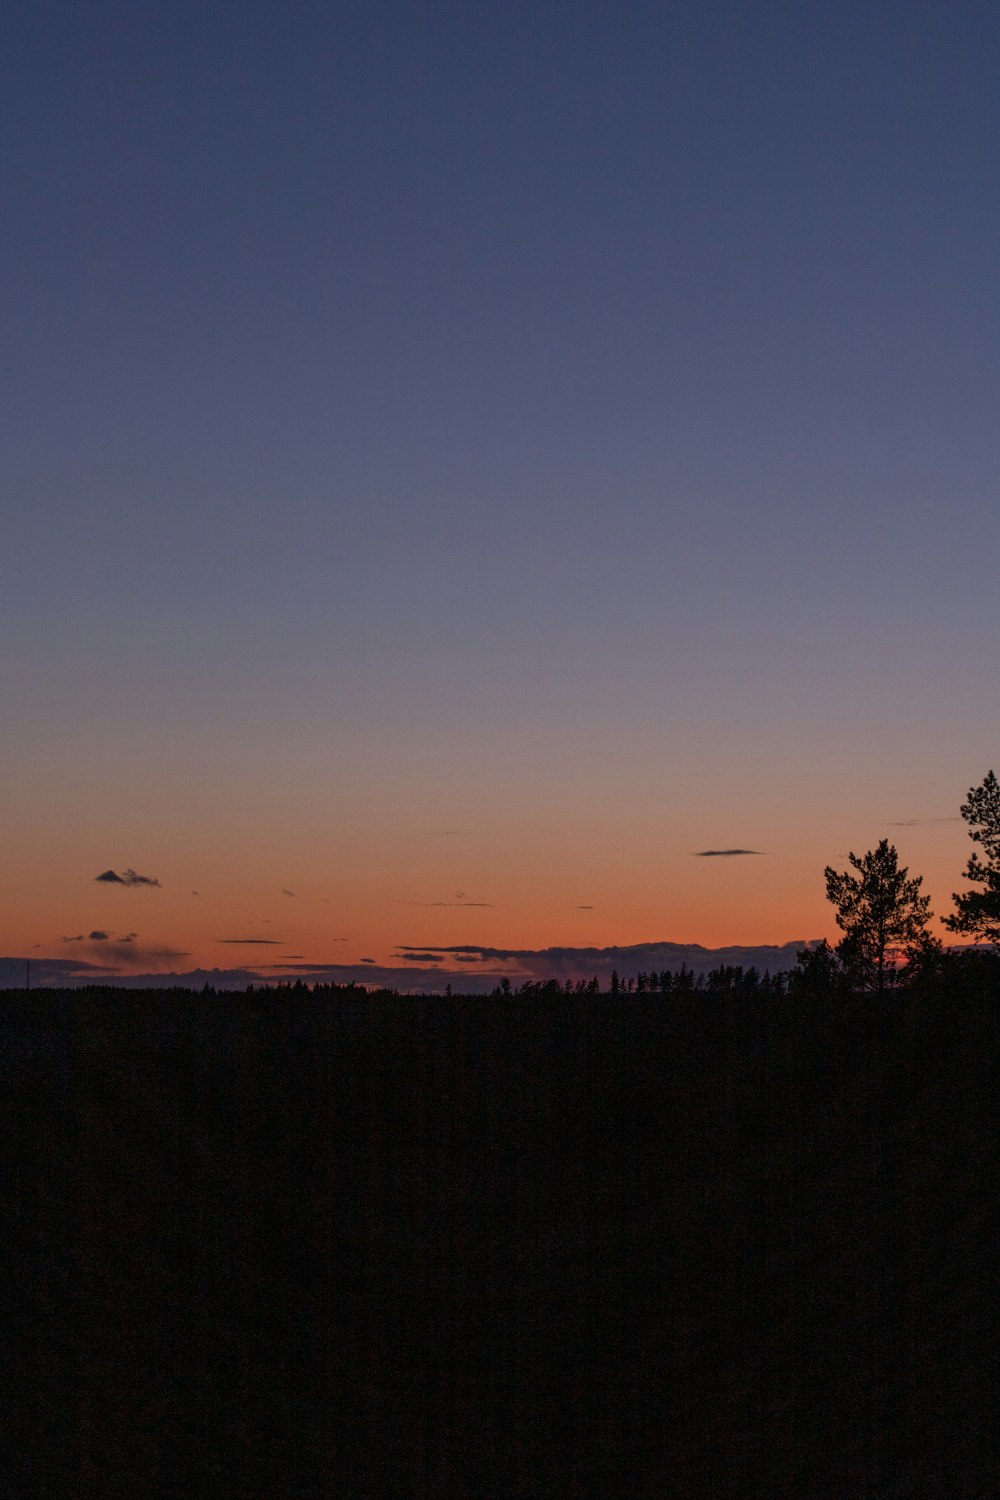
945,769,1000,944
824,839,935,995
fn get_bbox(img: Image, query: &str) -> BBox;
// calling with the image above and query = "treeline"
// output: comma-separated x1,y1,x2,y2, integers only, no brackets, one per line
501,965,787,998
3,949,998,1014
505,949,1000,1000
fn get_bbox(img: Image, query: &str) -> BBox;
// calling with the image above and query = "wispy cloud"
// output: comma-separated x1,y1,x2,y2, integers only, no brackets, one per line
886,817,960,827
396,944,488,955
87,941,191,970
217,938,283,945
95,868,161,887
281,888,296,897
58,933,195,971
692,849,765,857
418,900,495,908
64,928,138,946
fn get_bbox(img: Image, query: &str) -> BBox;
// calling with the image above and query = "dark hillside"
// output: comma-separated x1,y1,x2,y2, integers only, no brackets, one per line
6,980,1000,1496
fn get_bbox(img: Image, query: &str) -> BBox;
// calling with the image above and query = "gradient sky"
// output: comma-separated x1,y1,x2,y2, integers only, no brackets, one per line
3,0,998,984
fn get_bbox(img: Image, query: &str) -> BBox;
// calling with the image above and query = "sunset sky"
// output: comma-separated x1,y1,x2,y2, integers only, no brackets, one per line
3,1,998,987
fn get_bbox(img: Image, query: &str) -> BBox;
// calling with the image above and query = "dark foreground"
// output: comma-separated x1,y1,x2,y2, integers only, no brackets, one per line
6,981,1000,1497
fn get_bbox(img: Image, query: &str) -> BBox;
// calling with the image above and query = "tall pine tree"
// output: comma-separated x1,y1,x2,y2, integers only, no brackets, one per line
945,770,1000,943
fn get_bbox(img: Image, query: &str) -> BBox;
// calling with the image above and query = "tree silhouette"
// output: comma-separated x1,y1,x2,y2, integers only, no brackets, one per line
824,839,934,996
791,939,848,998
944,769,1000,944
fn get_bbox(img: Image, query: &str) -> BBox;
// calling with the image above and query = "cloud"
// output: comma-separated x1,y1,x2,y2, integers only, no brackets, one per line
396,945,486,955
692,849,765,858
95,868,161,887
392,948,486,964
360,957,377,964
87,941,191,970
64,928,136,946
886,817,960,827
576,904,594,910
217,938,282,945
418,901,495,908
56,935,195,972
281,889,296,897
0,958,264,990
1,955,110,985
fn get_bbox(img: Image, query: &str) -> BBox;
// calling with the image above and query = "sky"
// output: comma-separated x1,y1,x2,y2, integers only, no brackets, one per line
2,0,998,989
